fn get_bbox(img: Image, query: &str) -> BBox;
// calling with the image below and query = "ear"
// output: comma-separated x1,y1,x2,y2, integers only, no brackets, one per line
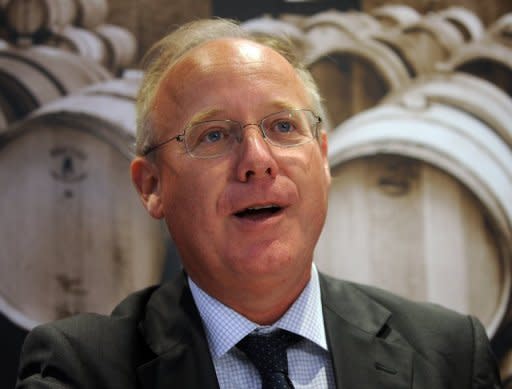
319,131,331,185
130,156,164,219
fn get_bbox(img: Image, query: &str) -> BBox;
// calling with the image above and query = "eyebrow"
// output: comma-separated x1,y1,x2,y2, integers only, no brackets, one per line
185,101,300,127
186,109,224,127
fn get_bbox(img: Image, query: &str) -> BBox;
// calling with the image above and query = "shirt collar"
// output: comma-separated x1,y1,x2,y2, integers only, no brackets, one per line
189,264,328,358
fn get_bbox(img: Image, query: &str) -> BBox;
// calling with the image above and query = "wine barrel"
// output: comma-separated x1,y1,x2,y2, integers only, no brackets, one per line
372,14,464,77
303,10,382,40
488,13,512,48
491,323,512,385
316,97,512,337
370,4,421,29
383,72,512,148
437,6,484,42
72,0,108,29
5,0,77,41
303,26,410,128
0,93,9,130
94,24,137,74
0,313,28,389
0,45,111,124
0,78,166,330
405,14,465,54
441,40,512,97
241,17,307,60
44,25,108,65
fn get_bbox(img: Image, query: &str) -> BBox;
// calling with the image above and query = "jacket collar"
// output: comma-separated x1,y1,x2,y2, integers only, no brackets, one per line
319,273,413,389
136,272,219,389
135,271,433,389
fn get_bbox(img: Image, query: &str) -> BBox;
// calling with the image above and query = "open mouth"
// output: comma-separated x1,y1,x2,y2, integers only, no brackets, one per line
234,204,283,219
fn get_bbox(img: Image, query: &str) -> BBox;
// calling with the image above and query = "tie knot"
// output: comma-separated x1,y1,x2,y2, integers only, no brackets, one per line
237,329,301,388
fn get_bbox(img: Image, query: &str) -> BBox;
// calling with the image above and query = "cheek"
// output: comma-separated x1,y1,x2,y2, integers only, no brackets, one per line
162,164,227,224
299,149,330,219
293,146,329,190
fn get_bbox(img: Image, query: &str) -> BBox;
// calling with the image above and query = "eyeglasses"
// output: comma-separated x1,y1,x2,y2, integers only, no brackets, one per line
142,109,322,159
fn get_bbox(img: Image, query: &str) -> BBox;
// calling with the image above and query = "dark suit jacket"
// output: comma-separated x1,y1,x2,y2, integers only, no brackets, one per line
16,272,501,388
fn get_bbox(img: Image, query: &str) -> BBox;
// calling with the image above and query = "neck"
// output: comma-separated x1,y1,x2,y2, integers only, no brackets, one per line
193,267,312,325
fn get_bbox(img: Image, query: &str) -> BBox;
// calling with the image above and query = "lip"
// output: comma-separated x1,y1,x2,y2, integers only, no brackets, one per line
230,204,287,230
227,193,293,231
223,178,296,213
232,201,287,216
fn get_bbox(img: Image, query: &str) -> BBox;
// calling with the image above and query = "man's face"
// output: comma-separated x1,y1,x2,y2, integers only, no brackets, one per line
134,38,331,303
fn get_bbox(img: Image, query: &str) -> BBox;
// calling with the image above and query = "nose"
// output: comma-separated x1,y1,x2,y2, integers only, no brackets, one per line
235,125,279,182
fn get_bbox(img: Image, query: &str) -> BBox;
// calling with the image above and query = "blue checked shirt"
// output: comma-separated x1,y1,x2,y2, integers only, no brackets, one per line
189,265,336,388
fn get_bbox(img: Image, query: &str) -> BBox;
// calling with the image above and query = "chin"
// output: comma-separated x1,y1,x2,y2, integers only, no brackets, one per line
233,245,307,277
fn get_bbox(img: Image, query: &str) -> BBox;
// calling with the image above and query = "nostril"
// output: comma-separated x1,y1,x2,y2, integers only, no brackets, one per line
236,134,278,182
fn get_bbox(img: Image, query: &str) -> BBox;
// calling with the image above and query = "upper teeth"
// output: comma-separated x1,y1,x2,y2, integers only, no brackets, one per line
247,205,277,210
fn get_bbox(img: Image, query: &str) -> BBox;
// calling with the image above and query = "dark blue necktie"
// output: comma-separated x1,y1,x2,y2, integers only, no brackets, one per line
237,329,301,389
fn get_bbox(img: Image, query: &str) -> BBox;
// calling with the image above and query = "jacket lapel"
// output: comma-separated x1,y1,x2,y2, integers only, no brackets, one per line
135,273,219,389
134,271,419,388
320,274,412,389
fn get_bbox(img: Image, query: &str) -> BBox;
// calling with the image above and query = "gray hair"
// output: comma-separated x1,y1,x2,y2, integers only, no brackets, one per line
135,18,325,156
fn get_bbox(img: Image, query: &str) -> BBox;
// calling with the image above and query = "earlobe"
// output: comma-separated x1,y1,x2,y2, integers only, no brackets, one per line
130,157,164,219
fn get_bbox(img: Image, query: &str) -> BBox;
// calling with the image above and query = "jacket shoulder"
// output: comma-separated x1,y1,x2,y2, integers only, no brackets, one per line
17,285,160,388
319,272,485,356
319,273,501,388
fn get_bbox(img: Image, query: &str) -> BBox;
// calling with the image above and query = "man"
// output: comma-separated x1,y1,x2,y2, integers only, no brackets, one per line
16,19,500,388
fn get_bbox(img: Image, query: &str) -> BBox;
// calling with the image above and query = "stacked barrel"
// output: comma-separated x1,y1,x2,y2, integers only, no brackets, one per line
0,2,162,387
242,6,512,385
0,0,139,129
0,0,137,78
0,1,511,386
0,5,167,319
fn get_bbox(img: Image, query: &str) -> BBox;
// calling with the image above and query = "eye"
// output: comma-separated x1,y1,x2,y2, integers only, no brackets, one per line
272,119,296,134
203,129,224,143
195,126,231,145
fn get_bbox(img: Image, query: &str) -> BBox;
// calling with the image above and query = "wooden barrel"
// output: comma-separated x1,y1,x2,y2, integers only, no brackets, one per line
440,40,512,97
44,25,108,65
383,72,512,148
0,93,9,130
71,0,108,29
241,17,307,60
372,14,464,77
303,10,382,40
94,24,137,74
0,312,28,389
369,4,421,29
5,0,77,41
316,97,512,337
436,6,484,42
0,78,166,330
488,13,512,48
303,26,410,128
0,45,111,124
491,323,512,385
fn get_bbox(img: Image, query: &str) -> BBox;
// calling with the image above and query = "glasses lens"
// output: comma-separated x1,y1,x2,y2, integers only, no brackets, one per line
185,120,239,158
261,110,317,147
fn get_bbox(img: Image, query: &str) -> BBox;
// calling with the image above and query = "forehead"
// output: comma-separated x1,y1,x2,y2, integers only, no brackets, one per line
151,38,309,126
184,38,270,67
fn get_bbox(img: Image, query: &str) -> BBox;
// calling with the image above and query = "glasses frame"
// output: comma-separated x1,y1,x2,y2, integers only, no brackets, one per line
142,109,322,158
